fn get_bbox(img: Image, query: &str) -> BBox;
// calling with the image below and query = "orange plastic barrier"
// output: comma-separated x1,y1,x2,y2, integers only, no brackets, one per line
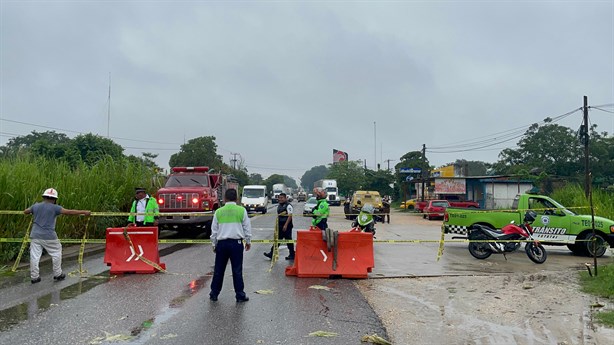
103,227,166,274
285,228,374,279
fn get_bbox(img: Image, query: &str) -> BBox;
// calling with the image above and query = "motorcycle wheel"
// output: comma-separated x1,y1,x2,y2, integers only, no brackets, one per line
468,235,492,260
525,242,547,264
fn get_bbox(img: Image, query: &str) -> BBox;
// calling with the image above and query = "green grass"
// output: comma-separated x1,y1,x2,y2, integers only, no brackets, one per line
580,263,614,327
551,184,614,220
0,156,158,262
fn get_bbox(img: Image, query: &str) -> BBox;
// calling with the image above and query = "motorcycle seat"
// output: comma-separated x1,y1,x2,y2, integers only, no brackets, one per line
480,228,520,240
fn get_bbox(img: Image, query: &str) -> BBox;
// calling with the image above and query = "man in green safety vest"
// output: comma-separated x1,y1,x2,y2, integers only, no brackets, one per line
311,187,330,231
209,189,252,302
127,187,159,227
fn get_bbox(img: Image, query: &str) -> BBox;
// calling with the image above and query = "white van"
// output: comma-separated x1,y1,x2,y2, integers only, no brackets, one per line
241,185,269,214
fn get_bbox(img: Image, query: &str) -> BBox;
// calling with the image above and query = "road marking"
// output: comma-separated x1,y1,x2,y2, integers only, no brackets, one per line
320,249,328,262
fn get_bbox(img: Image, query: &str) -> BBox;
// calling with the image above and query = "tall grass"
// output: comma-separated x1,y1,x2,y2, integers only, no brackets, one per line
0,156,158,262
551,184,614,220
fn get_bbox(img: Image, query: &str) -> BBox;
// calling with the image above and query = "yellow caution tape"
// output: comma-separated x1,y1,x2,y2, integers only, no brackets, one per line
11,219,32,272
436,221,445,262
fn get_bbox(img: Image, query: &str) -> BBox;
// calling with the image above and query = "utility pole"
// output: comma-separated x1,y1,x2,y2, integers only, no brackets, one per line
421,144,426,202
384,159,396,171
583,95,598,276
230,152,239,170
107,72,111,138
373,122,377,170
583,96,590,198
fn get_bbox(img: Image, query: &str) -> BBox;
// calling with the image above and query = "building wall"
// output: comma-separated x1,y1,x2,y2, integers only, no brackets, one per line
484,183,533,209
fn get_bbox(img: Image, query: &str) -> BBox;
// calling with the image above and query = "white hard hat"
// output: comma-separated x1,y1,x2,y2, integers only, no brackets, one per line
42,188,59,199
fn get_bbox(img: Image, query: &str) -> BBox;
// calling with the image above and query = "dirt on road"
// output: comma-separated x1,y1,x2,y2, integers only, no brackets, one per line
348,209,614,345
358,271,614,344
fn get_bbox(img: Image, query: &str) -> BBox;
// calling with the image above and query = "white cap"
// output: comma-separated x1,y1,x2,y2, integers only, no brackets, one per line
42,188,59,199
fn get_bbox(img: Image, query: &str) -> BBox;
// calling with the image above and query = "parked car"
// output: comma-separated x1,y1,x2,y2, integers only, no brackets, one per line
400,199,416,210
303,197,318,215
423,200,450,220
417,198,479,212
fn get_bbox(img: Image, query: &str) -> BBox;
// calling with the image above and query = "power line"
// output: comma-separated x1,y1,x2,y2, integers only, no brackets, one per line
427,132,526,154
428,108,582,150
591,106,614,115
0,118,182,145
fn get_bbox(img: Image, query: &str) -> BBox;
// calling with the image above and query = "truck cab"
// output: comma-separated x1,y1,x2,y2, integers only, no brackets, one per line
156,166,238,237
241,185,268,214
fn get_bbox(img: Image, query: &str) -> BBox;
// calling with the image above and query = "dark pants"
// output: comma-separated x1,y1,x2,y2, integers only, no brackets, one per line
210,239,246,299
315,219,329,241
314,218,328,231
268,224,295,256
135,221,155,227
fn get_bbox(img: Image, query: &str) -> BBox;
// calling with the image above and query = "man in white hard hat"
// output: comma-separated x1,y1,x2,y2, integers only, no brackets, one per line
24,188,91,284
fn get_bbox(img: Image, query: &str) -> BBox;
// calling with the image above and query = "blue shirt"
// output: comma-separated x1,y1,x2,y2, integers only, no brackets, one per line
30,202,62,240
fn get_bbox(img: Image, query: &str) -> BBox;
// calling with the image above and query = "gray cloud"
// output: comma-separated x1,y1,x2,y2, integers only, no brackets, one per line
1,1,612,182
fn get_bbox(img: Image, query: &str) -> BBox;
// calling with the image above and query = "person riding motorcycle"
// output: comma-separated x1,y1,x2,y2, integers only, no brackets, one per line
352,203,376,235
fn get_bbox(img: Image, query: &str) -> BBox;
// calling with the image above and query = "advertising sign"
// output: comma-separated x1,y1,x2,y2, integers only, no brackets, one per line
333,149,348,163
434,178,466,194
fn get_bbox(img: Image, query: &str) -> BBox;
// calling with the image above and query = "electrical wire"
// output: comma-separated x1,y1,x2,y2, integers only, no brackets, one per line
0,118,181,145
591,106,614,115
427,107,582,150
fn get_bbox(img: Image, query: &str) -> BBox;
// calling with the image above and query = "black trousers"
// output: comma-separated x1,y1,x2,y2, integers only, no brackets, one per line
210,239,246,299
135,221,155,227
269,224,294,256
314,218,328,230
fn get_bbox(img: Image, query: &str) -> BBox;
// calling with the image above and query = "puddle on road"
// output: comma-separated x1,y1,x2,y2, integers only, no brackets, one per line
0,271,111,332
123,274,211,344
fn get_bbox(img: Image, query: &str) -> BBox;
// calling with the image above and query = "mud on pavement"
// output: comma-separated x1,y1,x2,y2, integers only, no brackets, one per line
357,270,614,345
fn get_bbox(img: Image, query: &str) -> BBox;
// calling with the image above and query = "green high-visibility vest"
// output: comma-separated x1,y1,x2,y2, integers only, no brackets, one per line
215,203,245,223
311,198,329,226
128,197,159,223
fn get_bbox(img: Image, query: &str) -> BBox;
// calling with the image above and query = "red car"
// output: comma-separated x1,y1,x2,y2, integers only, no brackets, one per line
423,200,450,220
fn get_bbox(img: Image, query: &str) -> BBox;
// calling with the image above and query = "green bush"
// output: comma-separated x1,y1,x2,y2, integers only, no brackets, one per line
0,156,157,262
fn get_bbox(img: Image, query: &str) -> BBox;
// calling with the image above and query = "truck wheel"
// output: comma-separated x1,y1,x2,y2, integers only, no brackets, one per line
261,208,267,214
468,235,492,259
582,233,608,258
423,214,427,219
566,244,584,256
525,242,547,264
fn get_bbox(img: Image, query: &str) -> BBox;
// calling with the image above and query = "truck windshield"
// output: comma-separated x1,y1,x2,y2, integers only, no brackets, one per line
529,197,576,216
243,189,264,198
165,175,209,187
326,187,336,193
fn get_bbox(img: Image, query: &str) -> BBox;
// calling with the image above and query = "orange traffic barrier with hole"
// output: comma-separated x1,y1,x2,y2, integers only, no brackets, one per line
103,226,166,274
285,227,374,279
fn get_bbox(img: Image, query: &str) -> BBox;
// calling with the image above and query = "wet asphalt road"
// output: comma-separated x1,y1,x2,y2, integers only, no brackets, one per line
0,203,387,345
2,204,613,344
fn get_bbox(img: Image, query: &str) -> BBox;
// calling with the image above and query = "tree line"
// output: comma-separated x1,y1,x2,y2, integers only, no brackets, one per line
3,118,613,198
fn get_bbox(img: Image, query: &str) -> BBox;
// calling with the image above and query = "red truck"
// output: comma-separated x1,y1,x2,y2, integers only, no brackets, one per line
156,166,239,237
416,196,479,213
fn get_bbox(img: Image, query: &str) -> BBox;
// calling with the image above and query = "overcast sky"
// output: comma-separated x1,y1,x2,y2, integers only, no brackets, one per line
1,1,613,183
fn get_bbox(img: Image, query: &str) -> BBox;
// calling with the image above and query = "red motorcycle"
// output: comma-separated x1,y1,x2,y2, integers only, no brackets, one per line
467,211,547,264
